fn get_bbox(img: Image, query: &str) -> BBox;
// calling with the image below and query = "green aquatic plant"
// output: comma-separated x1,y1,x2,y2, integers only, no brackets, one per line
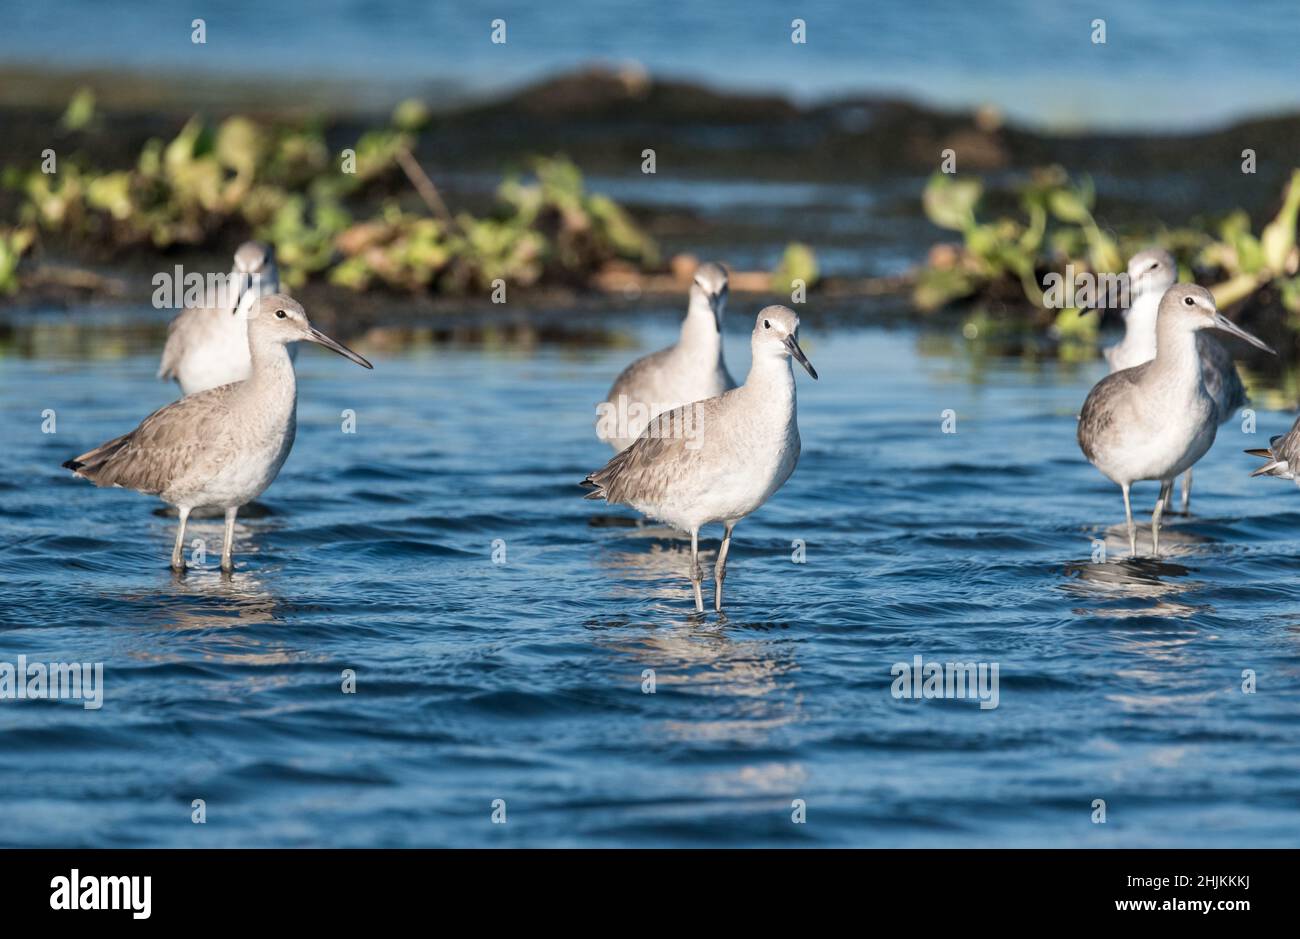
1203,169,1300,316
771,242,819,296
259,125,331,190
348,128,414,188
323,156,650,295
258,189,352,289
330,207,452,292
916,167,1123,315
1037,169,1122,274
922,173,982,233
60,87,95,132
6,114,287,248
0,225,35,295
448,214,546,289
391,98,432,134
330,203,542,294
14,162,89,230
498,155,658,274
914,165,1300,340
918,174,1035,311
0,93,661,299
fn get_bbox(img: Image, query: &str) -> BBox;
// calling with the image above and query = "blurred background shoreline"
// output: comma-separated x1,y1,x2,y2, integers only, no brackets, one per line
4,61,1300,346
4,0,1300,132
3,1,1300,371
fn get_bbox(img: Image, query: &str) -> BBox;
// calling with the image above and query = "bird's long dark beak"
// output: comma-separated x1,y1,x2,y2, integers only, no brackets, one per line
308,326,373,368
1214,313,1276,354
230,270,270,315
709,289,726,333
229,272,251,315
784,334,818,380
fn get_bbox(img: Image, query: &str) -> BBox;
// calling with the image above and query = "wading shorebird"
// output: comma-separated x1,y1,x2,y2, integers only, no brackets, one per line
596,261,735,452
1245,416,1300,483
158,241,288,396
64,295,372,573
1079,284,1273,557
1105,248,1249,512
583,305,816,612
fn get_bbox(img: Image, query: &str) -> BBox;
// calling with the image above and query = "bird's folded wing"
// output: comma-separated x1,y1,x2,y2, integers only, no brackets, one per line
68,386,238,494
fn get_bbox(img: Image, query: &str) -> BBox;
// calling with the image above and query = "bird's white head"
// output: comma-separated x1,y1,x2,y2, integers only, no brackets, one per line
1126,247,1176,302
248,294,374,368
689,261,729,331
1158,284,1274,353
752,305,817,379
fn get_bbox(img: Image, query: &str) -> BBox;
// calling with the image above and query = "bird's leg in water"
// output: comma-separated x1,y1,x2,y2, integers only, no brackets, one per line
171,506,191,571
1151,479,1174,557
689,529,704,613
1121,484,1136,558
714,521,736,612
221,506,238,573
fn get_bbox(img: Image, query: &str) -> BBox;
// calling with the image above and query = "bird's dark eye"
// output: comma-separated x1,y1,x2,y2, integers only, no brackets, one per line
763,320,770,329
1148,262,1159,271
276,310,287,319
1183,296,1194,306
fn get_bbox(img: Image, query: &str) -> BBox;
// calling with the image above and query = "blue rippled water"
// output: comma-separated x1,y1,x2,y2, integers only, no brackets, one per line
2,312,1300,847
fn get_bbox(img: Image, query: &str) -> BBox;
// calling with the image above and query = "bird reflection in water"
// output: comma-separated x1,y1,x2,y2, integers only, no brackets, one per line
138,563,302,668
1062,523,1211,618
584,542,803,736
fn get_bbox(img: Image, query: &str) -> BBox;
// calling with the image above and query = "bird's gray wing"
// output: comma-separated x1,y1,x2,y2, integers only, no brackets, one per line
583,397,727,506
1198,333,1247,419
1077,366,1145,463
64,385,239,494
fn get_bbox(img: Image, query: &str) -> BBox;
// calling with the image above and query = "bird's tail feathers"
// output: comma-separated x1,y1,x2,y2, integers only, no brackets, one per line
580,474,607,500
62,435,130,485
1250,459,1293,479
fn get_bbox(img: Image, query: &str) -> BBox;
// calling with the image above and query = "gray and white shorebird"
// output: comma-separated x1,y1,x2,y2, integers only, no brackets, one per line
596,261,735,452
158,241,288,396
64,295,372,573
1105,248,1249,512
583,305,816,612
1079,284,1273,557
1245,416,1300,482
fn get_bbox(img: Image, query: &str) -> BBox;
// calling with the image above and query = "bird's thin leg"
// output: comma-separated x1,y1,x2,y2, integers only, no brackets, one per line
1152,479,1173,557
221,506,238,573
171,506,191,571
714,521,736,613
689,528,704,613
1121,484,1136,558
1180,468,1192,515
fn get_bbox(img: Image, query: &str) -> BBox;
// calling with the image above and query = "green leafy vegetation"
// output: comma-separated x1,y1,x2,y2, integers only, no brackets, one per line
0,225,35,294
771,242,819,296
916,166,1120,327
59,87,95,132
917,166,1300,332
2,94,659,296
1202,169,1300,317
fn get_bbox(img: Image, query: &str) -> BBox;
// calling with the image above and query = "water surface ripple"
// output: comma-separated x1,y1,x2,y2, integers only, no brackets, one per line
2,317,1299,846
